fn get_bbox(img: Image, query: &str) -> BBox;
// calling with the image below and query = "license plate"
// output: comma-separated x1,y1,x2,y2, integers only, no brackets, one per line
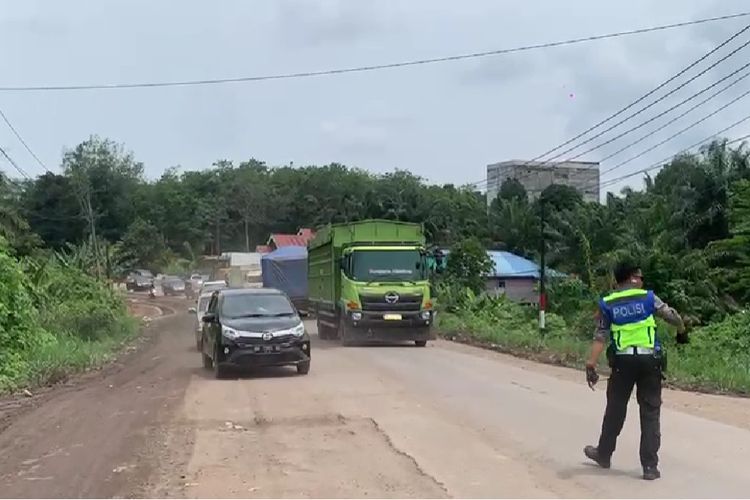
383,314,402,321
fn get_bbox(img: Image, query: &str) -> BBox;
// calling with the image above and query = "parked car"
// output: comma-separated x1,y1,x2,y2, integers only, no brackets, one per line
189,292,214,350
162,276,186,296
126,269,154,291
199,288,311,378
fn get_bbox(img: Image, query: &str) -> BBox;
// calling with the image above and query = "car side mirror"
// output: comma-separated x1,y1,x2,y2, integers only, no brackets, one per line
202,313,216,323
188,307,196,314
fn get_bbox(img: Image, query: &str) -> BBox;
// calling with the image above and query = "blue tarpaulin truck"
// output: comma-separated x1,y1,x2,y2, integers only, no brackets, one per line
261,246,309,315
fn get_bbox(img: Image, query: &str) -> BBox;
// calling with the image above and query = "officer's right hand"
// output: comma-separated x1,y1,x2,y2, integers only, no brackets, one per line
585,364,599,390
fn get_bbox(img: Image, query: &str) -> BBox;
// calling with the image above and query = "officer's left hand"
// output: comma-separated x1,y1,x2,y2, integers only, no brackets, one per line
585,363,599,390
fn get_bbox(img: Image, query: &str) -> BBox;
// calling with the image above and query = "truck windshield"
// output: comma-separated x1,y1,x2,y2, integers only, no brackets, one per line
350,250,425,282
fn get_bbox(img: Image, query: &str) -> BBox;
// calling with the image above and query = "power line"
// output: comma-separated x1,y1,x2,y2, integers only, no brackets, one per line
476,55,750,193
548,37,750,162
524,21,750,166
595,67,750,164
470,21,750,192
0,107,50,172
598,125,750,191
1,12,749,92
598,86,750,178
0,144,31,179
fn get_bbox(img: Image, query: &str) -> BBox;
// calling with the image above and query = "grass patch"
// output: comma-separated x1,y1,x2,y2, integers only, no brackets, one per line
18,316,139,390
435,293,750,396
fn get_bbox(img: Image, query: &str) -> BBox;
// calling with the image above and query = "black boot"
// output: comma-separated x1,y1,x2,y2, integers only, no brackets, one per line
584,445,611,469
643,466,661,480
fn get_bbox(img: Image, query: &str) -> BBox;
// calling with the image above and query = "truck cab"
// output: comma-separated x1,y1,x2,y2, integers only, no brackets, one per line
308,220,438,346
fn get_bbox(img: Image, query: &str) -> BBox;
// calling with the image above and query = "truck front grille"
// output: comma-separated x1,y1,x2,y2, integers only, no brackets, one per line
359,293,422,312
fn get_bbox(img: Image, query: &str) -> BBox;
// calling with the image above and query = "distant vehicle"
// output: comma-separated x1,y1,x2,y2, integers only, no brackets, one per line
262,246,308,315
189,292,214,350
162,276,186,296
126,269,154,291
199,288,311,378
199,280,228,296
186,274,207,298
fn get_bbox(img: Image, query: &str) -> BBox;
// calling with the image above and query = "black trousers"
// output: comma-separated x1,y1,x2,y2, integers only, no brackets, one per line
597,353,662,468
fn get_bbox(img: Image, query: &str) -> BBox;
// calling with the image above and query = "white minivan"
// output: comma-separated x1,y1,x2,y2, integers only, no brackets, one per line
190,292,214,351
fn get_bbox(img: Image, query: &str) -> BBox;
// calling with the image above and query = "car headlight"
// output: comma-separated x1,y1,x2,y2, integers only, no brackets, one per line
351,312,362,321
420,311,431,320
222,326,240,339
290,323,305,337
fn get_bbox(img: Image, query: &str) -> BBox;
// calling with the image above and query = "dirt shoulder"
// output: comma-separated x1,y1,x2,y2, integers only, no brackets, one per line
0,303,194,498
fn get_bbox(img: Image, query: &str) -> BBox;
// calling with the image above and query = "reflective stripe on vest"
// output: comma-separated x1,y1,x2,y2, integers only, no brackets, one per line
600,288,657,350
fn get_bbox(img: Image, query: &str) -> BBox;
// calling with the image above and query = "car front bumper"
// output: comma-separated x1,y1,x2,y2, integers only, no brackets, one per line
218,334,311,368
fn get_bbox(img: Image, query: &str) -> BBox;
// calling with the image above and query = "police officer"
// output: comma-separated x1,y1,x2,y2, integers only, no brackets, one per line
583,260,687,480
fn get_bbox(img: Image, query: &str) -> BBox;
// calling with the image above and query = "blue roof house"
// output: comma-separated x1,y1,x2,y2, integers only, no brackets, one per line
441,249,563,304
485,250,564,303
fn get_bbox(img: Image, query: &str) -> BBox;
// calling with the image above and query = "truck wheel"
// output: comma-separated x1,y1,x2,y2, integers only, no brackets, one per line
297,360,311,375
415,340,427,347
339,320,354,347
316,318,328,340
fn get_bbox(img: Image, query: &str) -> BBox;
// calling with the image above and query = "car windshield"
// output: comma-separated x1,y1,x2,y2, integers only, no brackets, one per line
221,294,296,318
198,296,211,312
350,250,425,282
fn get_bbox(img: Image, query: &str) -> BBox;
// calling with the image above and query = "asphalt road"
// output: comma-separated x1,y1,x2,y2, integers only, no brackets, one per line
1,300,749,498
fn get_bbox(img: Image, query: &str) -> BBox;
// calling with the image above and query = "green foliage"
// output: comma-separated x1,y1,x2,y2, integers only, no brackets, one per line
437,282,750,393
0,239,52,385
444,237,493,294
0,236,135,393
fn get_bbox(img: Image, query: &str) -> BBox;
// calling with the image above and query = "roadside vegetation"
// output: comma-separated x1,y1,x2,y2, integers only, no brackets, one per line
2,134,750,394
435,140,750,394
0,237,136,393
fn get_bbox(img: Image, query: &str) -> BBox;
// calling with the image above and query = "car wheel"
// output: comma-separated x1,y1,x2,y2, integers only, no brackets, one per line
297,360,311,375
415,340,427,347
213,347,227,379
202,351,213,370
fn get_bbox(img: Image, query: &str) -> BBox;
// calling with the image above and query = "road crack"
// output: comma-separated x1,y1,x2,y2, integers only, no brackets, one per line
366,417,450,497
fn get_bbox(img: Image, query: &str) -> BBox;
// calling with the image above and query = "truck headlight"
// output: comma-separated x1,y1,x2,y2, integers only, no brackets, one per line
351,312,362,321
420,311,431,320
222,326,240,339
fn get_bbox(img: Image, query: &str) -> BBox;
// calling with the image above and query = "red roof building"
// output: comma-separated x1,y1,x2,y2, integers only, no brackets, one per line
267,228,315,250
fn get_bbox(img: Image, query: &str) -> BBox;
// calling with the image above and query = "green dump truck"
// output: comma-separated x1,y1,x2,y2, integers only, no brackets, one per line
308,219,440,346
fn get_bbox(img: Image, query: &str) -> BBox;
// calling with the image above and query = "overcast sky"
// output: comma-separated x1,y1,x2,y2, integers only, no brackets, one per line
1,0,749,195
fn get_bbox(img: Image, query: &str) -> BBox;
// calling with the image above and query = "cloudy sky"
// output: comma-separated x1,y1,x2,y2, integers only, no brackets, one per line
1,0,749,195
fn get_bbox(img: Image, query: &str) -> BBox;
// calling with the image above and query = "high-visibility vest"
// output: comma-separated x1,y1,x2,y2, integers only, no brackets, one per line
599,288,657,350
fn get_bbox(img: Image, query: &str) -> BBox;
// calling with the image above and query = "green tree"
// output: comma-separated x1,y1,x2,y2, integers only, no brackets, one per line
498,177,528,203
445,237,493,294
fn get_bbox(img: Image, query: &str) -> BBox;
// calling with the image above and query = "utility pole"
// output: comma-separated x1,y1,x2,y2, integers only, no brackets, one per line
539,192,546,334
